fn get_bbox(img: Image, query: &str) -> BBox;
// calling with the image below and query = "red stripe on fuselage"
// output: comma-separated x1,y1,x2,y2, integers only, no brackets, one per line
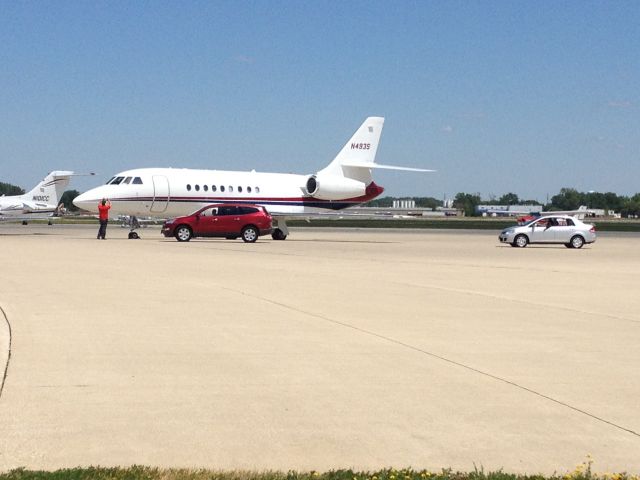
112,182,384,208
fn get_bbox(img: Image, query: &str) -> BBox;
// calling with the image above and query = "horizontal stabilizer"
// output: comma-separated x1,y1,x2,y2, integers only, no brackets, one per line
341,161,435,172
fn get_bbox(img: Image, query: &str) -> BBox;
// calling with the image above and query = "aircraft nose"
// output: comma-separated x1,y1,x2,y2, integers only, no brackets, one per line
73,192,97,212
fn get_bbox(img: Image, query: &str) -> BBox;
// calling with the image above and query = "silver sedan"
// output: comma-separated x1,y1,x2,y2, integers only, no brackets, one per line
499,215,596,248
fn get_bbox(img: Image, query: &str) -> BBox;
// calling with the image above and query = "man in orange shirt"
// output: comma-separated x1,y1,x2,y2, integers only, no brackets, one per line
97,198,111,239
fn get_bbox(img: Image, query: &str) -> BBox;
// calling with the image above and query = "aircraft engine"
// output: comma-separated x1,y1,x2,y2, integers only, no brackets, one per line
304,174,366,201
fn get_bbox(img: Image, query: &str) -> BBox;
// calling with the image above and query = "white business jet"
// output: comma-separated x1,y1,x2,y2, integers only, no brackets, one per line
73,117,433,239
1,171,77,224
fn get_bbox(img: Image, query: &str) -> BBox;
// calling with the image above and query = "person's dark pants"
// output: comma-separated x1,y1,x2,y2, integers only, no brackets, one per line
98,219,108,239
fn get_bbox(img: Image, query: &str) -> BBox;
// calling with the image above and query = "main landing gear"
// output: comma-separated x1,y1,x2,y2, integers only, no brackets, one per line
271,219,289,240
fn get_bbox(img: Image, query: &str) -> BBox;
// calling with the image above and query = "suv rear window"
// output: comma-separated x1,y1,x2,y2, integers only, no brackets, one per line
239,206,258,214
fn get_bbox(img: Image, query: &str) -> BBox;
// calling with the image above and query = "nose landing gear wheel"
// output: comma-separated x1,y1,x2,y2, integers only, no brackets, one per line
271,228,287,240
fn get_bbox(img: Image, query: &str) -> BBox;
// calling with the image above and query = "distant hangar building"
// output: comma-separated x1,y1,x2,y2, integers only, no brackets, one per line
475,205,544,217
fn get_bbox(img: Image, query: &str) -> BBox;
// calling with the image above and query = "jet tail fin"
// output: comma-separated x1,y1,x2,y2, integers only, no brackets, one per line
317,117,385,181
317,117,434,184
24,171,75,206
575,206,588,220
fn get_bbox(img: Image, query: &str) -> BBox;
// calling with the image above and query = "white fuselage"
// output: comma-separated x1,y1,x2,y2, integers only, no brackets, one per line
73,167,382,217
0,194,57,219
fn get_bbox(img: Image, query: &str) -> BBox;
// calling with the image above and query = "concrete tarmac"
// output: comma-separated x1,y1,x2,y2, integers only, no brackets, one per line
0,224,639,474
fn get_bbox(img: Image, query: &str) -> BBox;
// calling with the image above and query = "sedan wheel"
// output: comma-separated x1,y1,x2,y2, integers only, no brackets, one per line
570,235,585,249
241,225,258,243
513,234,528,248
175,225,192,242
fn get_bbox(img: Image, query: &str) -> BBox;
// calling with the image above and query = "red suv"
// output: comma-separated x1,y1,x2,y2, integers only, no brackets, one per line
161,204,272,243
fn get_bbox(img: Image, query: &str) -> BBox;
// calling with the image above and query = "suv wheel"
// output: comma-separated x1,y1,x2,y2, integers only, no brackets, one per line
241,225,258,243
175,225,192,242
513,234,528,248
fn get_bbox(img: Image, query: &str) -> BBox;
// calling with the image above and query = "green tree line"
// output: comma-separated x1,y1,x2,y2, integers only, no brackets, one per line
0,182,25,196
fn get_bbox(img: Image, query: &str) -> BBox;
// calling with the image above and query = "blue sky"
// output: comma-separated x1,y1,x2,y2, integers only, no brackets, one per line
1,1,638,201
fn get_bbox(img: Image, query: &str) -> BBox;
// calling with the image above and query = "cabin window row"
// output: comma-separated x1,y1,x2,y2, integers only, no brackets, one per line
186,184,260,194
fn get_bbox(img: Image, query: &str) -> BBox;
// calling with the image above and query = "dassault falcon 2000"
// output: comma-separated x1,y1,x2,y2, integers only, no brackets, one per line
74,117,433,239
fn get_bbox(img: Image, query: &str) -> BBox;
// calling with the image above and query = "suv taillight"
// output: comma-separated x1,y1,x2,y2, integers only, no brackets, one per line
590,226,596,233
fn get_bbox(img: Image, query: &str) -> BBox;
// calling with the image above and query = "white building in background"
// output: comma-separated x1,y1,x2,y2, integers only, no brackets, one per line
475,204,544,217
392,199,416,209
585,209,621,218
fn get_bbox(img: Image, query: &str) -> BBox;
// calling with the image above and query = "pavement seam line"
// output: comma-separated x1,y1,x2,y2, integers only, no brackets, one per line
395,280,640,325
222,286,640,440
0,304,12,402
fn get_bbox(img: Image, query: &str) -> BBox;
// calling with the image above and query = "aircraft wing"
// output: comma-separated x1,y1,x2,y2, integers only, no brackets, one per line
0,203,25,214
270,209,426,222
117,215,165,228
537,206,589,219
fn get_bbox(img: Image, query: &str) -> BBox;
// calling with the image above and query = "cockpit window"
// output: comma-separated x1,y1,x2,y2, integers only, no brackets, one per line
123,177,132,184
105,176,115,185
133,177,143,184
110,176,125,185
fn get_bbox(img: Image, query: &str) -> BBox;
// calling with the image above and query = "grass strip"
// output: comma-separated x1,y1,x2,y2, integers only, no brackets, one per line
287,219,640,232
1,465,638,480
21,217,640,232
